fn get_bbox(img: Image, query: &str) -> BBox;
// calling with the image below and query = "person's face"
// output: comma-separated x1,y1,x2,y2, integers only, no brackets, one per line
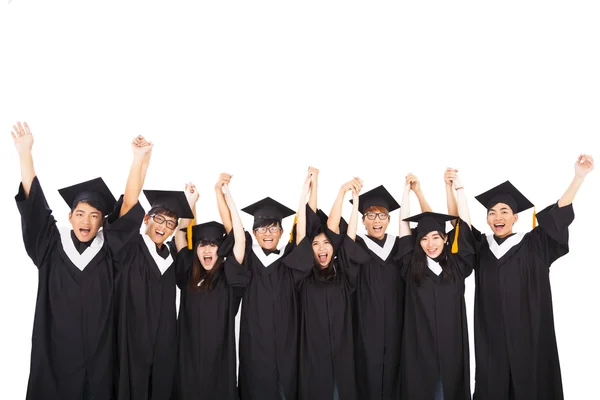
69,202,103,242
420,231,447,259
362,207,390,239
312,232,334,269
144,213,178,246
197,243,219,270
486,202,518,238
253,223,283,250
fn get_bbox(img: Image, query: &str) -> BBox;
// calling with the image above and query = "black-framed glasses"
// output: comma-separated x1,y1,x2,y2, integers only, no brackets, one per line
150,214,177,229
364,212,389,220
254,226,282,234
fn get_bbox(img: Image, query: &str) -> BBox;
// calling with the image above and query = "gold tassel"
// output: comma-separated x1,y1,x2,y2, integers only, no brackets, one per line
532,207,537,229
187,218,195,250
451,217,460,254
288,215,298,243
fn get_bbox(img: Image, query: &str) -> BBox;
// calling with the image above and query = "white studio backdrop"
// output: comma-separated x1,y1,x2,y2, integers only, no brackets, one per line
1,1,599,398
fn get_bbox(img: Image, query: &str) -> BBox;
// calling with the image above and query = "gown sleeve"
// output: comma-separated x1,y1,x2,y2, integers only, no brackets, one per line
15,176,59,268
529,202,574,266
282,237,314,285
103,195,145,256
224,231,253,291
394,235,415,280
336,233,371,292
175,248,193,290
446,219,476,279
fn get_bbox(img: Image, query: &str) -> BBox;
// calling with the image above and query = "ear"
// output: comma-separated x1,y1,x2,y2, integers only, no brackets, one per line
143,214,150,225
68,211,73,221
513,213,519,223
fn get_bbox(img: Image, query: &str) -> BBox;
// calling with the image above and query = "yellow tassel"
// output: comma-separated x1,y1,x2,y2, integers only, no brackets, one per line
187,218,195,250
288,215,298,243
451,217,460,254
532,207,537,229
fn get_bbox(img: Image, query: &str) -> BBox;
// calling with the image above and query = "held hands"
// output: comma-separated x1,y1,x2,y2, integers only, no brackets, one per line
11,121,34,155
215,173,232,193
444,167,463,190
405,173,421,192
574,154,594,178
132,135,153,159
341,177,363,197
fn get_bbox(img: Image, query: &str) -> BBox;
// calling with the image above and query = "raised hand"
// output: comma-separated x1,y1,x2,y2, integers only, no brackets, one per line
405,173,420,192
184,182,200,206
444,167,458,186
575,154,594,178
341,177,363,195
11,121,34,154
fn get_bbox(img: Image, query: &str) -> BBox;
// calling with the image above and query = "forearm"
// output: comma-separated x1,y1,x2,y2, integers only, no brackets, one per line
216,189,233,233
327,189,345,234
347,203,359,240
558,175,585,207
19,151,35,198
121,156,145,216
455,188,471,227
446,184,459,226
399,185,411,237
414,189,432,212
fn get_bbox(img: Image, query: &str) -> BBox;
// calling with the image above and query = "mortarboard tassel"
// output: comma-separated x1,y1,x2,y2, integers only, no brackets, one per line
451,217,461,254
532,206,537,229
288,215,298,243
187,217,196,250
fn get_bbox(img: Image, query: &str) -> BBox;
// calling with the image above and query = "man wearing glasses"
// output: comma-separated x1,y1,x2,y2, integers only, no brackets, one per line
105,136,194,400
351,183,431,400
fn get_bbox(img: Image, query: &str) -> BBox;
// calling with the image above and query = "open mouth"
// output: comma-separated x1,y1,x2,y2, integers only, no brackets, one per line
155,229,165,237
493,223,505,232
318,252,328,263
79,228,91,236
203,256,213,263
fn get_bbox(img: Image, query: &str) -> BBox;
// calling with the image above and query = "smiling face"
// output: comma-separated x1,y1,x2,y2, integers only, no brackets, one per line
69,201,103,242
312,232,334,268
144,212,178,246
197,242,219,270
362,206,390,240
253,222,283,251
486,202,518,238
419,231,447,259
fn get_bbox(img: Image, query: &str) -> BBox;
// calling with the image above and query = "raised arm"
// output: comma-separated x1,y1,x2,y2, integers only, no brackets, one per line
451,173,471,228
175,182,199,252
222,183,246,264
558,154,594,208
296,171,313,245
410,173,432,213
307,166,319,212
327,177,362,234
399,175,412,238
444,168,459,226
121,135,153,216
215,173,233,233
11,121,36,198
346,182,362,241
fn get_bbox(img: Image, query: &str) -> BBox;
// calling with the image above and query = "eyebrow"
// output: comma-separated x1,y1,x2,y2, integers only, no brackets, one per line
75,209,101,215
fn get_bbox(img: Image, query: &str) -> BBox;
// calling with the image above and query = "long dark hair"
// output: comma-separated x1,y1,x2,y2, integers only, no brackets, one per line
410,231,453,286
313,258,337,282
189,240,224,292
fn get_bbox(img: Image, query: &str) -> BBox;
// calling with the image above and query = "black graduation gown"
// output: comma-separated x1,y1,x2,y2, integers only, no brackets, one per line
105,197,178,400
472,203,573,400
224,232,299,400
353,234,405,399
283,232,370,400
397,220,475,400
16,177,116,400
173,247,246,400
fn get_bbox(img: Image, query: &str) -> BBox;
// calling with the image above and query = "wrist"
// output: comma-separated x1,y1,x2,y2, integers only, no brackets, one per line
455,186,464,190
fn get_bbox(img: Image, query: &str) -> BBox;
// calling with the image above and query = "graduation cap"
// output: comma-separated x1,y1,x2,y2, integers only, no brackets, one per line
241,197,295,226
404,212,457,237
185,221,227,245
58,177,117,215
475,180,537,228
350,185,400,214
404,211,461,253
143,190,195,219
316,209,348,235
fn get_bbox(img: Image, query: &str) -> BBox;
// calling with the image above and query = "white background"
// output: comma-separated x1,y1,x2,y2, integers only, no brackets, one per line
1,1,599,398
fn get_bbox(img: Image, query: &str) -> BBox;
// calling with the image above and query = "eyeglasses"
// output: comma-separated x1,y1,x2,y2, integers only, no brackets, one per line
254,226,282,234
149,214,177,230
364,212,389,220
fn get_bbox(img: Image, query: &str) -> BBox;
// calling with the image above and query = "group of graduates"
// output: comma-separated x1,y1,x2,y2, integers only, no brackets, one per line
11,120,595,400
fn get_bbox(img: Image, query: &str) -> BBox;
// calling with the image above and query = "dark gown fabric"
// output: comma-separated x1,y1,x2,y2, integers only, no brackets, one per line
397,220,475,400
283,229,370,400
16,177,116,400
173,245,246,400
472,203,574,400
105,196,178,400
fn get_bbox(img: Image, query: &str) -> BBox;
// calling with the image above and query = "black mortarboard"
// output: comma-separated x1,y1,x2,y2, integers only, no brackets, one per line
241,197,295,223
315,209,348,235
350,185,400,214
403,212,457,237
58,177,116,214
186,221,227,245
475,181,534,214
143,189,195,219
